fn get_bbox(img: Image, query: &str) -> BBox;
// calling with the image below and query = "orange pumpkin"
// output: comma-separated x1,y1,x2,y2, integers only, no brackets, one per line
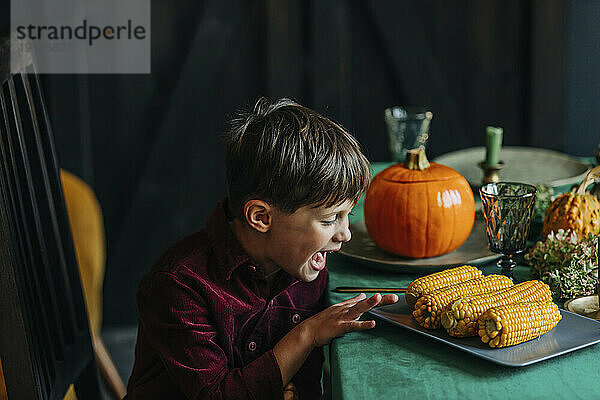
364,148,475,258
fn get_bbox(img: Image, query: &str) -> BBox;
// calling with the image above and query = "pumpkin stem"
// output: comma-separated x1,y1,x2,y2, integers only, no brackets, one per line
406,148,431,170
576,165,600,195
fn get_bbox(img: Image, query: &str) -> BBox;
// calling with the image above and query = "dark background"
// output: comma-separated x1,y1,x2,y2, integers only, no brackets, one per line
7,0,600,326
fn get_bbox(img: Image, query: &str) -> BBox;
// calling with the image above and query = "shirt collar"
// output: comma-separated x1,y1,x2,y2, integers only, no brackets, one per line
206,198,251,283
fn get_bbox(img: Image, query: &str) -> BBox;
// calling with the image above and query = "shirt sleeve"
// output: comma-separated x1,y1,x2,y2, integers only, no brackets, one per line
137,270,284,400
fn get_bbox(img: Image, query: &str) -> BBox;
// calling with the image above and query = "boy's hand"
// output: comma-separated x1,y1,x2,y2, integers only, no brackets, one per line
303,293,398,348
273,293,398,387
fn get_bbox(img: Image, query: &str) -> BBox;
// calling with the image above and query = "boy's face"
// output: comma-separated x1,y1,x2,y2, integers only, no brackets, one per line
265,200,354,282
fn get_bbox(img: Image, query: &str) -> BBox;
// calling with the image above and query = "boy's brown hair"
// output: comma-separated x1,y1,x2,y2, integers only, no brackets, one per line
225,97,371,218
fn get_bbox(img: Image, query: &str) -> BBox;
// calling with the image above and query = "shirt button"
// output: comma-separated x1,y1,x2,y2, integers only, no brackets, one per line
269,299,274,307
248,341,257,351
248,265,256,272
292,313,301,324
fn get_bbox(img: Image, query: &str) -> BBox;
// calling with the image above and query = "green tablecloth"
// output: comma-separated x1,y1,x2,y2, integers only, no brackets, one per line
326,162,600,400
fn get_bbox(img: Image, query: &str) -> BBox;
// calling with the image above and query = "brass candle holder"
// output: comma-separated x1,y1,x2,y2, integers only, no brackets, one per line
478,160,505,185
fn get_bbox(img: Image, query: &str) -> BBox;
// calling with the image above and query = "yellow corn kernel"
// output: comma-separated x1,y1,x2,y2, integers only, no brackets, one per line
405,265,483,308
478,302,561,348
413,274,512,329
442,280,553,337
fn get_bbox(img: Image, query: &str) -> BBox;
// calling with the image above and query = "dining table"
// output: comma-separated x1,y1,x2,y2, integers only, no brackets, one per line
324,161,600,400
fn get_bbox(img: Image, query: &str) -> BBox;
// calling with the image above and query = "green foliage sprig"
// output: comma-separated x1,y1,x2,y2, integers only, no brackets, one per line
532,184,554,222
525,229,598,299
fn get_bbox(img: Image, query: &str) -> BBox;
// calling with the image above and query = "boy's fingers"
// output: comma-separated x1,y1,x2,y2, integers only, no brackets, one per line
339,292,366,305
347,293,381,319
379,293,399,305
344,319,376,332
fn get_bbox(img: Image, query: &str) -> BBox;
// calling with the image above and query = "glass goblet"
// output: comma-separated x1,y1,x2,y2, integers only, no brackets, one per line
384,106,432,163
479,182,537,281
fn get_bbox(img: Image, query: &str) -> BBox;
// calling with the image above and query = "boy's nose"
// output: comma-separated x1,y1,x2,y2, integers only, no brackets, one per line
334,224,352,243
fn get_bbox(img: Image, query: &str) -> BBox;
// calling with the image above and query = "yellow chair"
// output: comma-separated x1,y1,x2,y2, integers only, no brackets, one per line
0,170,126,400
61,170,105,341
0,35,119,399
61,170,126,400
0,362,6,400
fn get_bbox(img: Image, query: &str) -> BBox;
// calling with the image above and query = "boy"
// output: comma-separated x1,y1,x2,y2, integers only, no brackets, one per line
126,98,398,399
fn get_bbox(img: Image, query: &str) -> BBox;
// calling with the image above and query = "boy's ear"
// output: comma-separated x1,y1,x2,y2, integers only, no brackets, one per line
243,200,272,233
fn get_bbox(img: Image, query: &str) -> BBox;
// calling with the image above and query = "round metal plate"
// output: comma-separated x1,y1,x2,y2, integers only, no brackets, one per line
433,146,591,188
339,219,499,273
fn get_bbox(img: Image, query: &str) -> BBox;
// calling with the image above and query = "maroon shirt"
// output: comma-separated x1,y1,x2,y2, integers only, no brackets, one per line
126,199,328,399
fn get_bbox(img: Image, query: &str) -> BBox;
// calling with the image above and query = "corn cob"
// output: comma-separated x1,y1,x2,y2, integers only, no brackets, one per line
441,280,553,337
405,265,483,308
412,274,512,329
478,301,561,348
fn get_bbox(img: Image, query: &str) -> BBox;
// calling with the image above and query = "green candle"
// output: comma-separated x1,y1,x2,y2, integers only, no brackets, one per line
485,126,503,166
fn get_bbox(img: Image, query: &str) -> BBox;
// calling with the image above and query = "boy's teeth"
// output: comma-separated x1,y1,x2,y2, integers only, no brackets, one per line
310,251,326,271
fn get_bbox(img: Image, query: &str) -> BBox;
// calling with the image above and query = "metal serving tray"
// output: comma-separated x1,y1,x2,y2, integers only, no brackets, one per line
369,296,600,367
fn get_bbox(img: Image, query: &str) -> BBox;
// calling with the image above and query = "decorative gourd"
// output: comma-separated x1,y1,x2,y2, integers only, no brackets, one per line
364,148,475,258
541,166,600,239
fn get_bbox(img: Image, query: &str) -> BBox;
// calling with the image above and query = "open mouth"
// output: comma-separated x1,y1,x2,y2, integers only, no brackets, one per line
310,248,340,271
310,251,327,271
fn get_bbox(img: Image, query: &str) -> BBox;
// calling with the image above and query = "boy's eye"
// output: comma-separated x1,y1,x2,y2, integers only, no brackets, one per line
322,211,353,226
322,214,339,225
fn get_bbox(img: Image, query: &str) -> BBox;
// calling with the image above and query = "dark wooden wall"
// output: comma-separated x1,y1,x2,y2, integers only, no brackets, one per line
31,0,599,325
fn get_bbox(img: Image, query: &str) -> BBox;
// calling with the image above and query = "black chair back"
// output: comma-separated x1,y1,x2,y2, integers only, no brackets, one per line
0,37,102,400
